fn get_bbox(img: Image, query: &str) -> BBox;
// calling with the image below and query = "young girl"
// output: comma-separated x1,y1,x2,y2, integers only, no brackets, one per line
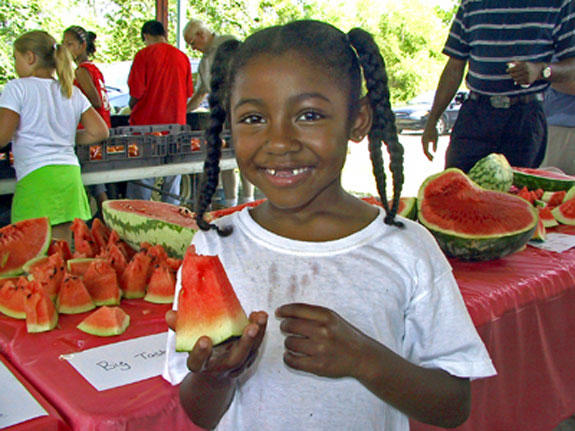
163,20,495,430
62,26,111,128
0,30,109,243
63,25,112,213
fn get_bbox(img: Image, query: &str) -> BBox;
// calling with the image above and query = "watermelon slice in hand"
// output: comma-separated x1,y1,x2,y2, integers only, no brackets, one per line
175,247,249,351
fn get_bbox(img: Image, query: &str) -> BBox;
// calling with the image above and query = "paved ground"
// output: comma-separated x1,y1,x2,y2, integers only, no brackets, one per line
341,132,450,198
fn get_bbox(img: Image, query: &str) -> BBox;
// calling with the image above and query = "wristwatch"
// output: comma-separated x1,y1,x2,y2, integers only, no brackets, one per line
541,64,552,80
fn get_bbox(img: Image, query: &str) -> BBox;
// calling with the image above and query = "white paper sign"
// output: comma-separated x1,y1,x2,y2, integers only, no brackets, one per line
529,233,575,253
0,361,48,428
61,332,168,391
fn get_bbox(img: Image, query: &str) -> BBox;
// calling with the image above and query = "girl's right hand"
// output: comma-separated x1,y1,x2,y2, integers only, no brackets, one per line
166,310,268,379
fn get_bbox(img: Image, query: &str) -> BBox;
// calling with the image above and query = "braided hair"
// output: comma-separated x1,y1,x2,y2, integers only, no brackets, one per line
195,20,404,234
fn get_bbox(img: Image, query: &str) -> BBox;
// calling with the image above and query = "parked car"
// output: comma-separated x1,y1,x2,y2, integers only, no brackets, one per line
393,90,468,135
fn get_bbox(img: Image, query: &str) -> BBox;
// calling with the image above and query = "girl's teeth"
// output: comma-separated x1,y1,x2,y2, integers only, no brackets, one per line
266,168,307,176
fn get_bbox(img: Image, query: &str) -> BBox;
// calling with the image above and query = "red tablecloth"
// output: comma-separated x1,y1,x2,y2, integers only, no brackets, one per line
1,354,70,431
0,300,201,431
1,239,575,430
411,240,575,431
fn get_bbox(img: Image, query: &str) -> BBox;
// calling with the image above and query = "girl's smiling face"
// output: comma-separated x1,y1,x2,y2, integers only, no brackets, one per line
230,50,370,213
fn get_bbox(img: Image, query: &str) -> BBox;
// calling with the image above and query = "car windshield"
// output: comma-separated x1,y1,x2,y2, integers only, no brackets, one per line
407,91,435,105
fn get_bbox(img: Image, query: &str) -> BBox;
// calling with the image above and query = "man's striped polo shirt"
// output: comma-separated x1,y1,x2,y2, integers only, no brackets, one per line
443,0,575,96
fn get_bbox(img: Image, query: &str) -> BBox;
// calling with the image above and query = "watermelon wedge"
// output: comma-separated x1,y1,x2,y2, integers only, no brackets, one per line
0,218,51,277
77,306,130,337
144,264,176,304
0,278,27,319
176,247,249,351
83,260,121,306
512,167,575,191
102,200,199,258
121,252,151,299
70,218,97,258
551,199,575,226
67,258,99,277
57,274,96,314
24,253,65,300
25,280,58,333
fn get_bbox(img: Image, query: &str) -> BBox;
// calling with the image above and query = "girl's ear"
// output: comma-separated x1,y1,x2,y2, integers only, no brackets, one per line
24,51,36,67
349,96,372,142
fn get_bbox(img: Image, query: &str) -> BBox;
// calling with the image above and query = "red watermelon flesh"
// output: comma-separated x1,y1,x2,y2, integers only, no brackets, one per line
83,260,121,306
107,230,136,262
67,258,100,277
144,264,176,304
57,274,96,314
121,252,151,299
25,280,58,333
48,239,72,261
538,206,559,228
513,167,575,180
175,248,249,351
165,257,183,274
105,243,128,279
0,217,51,277
0,278,27,319
91,218,111,253
77,306,130,337
24,253,65,300
71,218,97,258
551,199,575,226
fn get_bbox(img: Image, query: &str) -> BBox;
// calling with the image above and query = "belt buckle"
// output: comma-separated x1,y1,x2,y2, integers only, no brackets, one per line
489,95,511,109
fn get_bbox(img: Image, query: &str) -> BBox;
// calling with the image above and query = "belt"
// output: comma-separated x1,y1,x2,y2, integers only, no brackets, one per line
468,91,543,109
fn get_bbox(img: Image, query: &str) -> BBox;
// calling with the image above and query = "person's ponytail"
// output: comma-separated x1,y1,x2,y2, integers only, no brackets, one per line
53,43,75,98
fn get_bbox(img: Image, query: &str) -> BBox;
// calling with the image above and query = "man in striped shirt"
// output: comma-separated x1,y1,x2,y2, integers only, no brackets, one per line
422,0,575,172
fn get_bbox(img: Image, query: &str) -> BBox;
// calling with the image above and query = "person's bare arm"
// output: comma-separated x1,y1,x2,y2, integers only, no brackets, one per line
0,108,19,148
76,107,109,145
277,303,471,428
75,67,102,108
187,90,208,112
421,57,466,161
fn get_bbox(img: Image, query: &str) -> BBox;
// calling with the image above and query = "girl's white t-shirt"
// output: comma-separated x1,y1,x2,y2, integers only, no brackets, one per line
0,77,91,180
163,208,496,430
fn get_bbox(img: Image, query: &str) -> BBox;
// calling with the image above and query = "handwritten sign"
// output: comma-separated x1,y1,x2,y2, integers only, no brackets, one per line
0,360,48,428
529,233,575,253
61,332,168,391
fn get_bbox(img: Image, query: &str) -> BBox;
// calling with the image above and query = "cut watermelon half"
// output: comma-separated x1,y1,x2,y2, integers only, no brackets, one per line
77,306,130,337
102,200,199,258
176,247,249,351
0,217,51,277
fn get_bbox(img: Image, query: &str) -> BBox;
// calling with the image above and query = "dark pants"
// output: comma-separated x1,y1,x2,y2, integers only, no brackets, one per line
445,97,547,172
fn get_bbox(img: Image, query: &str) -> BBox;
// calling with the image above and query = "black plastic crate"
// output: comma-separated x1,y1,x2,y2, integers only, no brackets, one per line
166,130,205,164
78,124,186,172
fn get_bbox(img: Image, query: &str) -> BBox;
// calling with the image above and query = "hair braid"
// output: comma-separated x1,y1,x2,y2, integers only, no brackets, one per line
194,39,240,236
348,29,404,227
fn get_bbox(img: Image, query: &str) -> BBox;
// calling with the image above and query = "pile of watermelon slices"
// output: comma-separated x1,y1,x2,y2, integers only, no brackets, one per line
0,217,181,335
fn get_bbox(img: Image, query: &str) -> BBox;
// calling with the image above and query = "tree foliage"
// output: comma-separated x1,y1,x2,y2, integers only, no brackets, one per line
0,0,455,103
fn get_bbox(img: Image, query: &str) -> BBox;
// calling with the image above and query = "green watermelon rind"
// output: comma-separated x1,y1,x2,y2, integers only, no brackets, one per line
102,200,197,259
551,199,575,225
418,168,538,261
468,153,513,192
0,218,52,277
398,197,417,220
513,169,575,192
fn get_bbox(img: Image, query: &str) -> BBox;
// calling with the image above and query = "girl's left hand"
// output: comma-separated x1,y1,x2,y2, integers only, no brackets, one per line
275,303,370,379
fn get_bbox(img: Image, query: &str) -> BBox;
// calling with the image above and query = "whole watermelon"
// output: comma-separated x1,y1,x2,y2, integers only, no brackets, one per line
467,153,513,192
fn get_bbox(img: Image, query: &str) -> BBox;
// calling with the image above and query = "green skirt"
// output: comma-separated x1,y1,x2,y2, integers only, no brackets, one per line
12,165,91,225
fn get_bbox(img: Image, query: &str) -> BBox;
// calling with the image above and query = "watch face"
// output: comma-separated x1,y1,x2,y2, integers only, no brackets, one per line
543,66,552,79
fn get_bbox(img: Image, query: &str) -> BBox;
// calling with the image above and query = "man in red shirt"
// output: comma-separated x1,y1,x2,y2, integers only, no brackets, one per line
126,20,194,203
